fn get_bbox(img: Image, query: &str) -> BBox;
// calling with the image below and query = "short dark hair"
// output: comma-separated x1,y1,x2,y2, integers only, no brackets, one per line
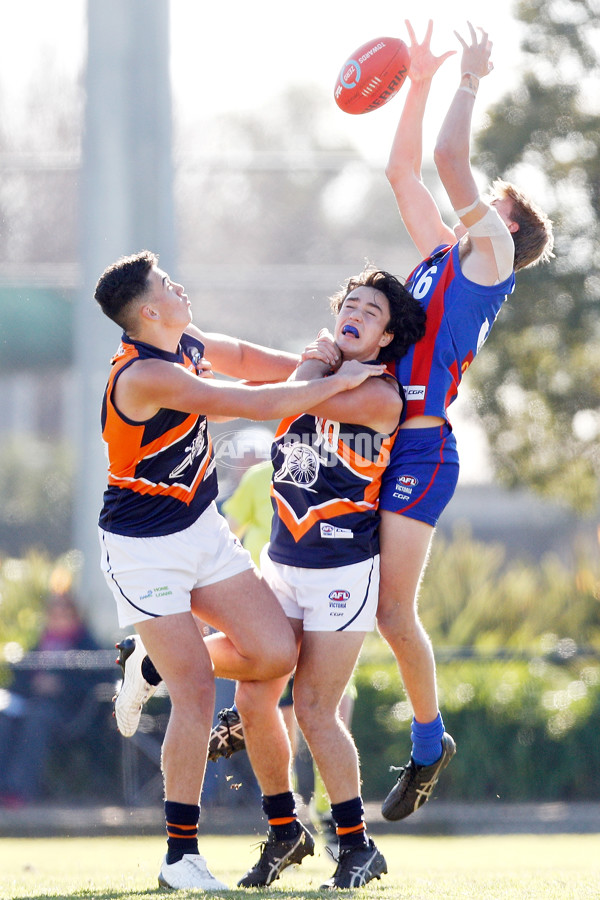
94,250,157,330
330,266,426,362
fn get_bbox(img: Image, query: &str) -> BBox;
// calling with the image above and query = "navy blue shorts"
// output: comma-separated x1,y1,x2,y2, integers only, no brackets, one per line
379,424,459,527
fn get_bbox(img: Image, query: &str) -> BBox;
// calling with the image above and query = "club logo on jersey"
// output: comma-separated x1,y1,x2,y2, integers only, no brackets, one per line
186,345,204,374
274,441,320,492
321,523,354,539
169,422,208,479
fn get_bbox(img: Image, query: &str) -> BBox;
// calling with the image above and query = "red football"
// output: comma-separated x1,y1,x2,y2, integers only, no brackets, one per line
334,37,410,115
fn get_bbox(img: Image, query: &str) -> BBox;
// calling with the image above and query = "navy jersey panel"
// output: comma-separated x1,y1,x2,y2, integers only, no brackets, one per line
98,332,218,537
267,409,397,569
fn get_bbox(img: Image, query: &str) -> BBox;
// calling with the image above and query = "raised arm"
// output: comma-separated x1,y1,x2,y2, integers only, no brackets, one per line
385,20,456,257
187,325,301,382
433,23,515,284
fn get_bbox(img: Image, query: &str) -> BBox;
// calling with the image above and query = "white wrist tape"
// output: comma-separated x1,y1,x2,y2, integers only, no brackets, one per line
454,196,481,218
468,206,514,279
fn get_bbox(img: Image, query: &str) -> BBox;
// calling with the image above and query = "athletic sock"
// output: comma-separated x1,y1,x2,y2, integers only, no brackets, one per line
142,654,162,685
411,713,445,767
262,791,299,841
331,797,368,852
165,800,200,864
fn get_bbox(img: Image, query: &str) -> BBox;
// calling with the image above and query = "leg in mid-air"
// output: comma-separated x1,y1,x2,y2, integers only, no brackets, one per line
112,564,296,737
377,510,456,821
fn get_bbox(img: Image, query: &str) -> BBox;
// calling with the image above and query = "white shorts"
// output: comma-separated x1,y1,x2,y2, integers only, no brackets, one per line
259,546,379,632
99,501,253,628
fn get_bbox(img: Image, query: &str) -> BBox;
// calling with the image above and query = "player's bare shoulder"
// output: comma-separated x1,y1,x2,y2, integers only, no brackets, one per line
458,201,515,285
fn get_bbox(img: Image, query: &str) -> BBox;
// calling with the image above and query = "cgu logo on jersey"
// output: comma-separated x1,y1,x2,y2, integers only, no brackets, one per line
404,384,426,400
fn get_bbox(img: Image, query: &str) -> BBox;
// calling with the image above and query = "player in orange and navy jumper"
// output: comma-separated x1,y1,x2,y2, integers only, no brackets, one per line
234,267,426,890
375,21,554,823
269,407,398,572
94,250,387,891
100,333,218,537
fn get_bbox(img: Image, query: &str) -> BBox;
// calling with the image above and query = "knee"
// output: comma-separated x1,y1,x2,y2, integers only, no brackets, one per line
377,602,431,654
169,671,215,720
234,682,257,720
251,631,297,681
293,685,327,737
235,681,279,728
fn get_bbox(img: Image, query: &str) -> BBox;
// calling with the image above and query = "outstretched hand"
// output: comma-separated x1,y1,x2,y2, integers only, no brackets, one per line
454,22,494,80
405,19,455,83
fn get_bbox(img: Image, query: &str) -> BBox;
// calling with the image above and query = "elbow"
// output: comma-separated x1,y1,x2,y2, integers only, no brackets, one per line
384,160,397,186
385,159,411,191
433,138,453,175
433,137,468,183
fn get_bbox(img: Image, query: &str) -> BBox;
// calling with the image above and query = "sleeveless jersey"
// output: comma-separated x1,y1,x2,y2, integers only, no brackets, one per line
394,242,515,422
98,332,218,537
268,385,401,568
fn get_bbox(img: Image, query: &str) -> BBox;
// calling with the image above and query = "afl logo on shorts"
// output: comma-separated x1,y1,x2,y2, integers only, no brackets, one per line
329,590,350,604
398,475,418,487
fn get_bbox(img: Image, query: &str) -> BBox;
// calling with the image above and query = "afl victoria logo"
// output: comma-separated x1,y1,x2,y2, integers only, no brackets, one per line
329,590,350,602
398,475,418,487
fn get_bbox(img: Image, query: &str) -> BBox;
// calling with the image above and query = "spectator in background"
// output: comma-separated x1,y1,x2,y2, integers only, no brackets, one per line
0,593,99,806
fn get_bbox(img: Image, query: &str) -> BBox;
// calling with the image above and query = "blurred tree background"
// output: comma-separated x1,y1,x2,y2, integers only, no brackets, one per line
469,0,600,513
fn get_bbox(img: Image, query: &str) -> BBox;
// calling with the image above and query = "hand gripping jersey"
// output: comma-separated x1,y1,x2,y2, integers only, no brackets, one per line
394,243,515,422
98,333,218,537
268,397,400,569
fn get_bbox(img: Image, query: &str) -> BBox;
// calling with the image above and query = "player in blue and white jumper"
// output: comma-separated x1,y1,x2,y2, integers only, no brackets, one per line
377,21,554,820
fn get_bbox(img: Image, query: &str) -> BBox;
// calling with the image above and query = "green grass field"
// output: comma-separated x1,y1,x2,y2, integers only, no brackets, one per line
0,833,599,899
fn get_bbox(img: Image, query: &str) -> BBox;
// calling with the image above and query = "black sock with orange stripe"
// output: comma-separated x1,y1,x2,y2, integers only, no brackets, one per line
165,800,199,864
331,797,368,851
262,791,299,841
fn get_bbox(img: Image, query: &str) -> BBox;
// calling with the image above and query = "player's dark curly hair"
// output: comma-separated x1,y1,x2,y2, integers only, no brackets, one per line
94,250,157,331
330,266,426,362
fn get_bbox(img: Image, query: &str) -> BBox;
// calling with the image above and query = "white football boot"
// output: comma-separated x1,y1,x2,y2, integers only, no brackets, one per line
113,634,159,737
158,853,228,891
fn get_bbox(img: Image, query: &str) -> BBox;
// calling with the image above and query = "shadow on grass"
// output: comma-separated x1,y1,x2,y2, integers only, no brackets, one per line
22,890,345,900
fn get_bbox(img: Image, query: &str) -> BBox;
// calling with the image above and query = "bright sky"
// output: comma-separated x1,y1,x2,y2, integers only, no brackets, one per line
0,0,523,481
0,0,521,162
